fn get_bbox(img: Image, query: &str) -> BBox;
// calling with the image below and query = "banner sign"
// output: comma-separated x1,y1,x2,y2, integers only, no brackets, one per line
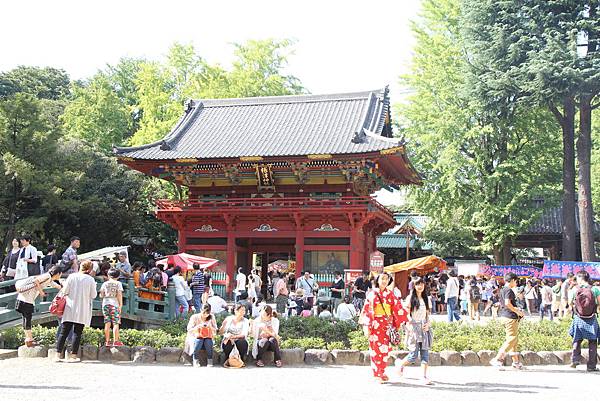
479,265,543,278
542,260,600,280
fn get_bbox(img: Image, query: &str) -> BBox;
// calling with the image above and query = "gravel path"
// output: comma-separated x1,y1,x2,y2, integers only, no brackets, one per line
1,359,598,401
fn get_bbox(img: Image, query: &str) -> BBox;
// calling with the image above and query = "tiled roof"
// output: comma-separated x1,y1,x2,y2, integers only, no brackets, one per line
376,235,433,250
115,88,404,160
525,206,600,235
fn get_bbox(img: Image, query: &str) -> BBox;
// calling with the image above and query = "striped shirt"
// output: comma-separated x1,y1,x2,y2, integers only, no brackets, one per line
191,271,205,295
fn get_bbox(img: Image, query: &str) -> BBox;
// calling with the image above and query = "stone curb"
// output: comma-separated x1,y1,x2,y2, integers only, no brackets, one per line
9,347,596,367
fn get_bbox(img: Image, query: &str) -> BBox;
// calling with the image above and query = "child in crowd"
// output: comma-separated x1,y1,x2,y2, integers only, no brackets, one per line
99,268,124,347
396,277,433,385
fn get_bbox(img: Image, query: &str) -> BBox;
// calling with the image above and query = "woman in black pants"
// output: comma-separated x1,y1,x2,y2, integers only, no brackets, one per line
56,261,97,362
15,266,62,347
219,304,249,364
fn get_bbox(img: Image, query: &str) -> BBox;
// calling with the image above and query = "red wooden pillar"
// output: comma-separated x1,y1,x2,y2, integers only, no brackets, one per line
225,215,236,296
350,229,361,270
294,213,304,278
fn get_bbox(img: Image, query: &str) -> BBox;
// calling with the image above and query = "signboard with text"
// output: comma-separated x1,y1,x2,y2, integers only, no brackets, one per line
369,251,385,273
542,260,600,280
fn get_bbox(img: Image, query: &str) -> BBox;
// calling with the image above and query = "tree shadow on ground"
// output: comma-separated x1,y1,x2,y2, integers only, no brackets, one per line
0,384,81,390
388,379,557,393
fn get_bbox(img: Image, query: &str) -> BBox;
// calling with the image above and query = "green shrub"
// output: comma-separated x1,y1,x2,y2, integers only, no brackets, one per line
326,341,345,351
279,317,355,347
31,326,56,346
82,328,104,346
348,330,369,351
280,337,325,350
0,326,24,349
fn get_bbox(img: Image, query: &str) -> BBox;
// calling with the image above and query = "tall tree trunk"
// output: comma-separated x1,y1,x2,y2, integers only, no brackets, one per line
561,98,577,260
577,94,596,261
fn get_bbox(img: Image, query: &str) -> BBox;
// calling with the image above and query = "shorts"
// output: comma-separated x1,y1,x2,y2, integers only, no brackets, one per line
406,342,429,364
102,304,121,325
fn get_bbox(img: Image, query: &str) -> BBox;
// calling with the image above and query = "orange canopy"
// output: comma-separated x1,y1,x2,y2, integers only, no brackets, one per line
384,256,447,297
384,255,447,274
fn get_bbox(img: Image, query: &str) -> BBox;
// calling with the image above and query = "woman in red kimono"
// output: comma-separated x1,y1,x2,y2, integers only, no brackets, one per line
360,272,408,383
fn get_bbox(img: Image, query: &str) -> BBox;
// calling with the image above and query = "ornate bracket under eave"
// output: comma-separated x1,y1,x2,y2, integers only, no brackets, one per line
221,163,241,185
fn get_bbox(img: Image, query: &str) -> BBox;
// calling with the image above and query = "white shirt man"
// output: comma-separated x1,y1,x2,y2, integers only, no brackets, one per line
235,268,247,295
446,275,460,299
18,236,38,278
207,294,228,314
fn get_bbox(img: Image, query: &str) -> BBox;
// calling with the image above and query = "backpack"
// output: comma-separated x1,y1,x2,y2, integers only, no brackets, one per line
574,287,597,319
470,285,481,302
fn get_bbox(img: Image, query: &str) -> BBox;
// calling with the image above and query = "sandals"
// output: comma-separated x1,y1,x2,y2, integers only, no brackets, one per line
256,360,265,367
25,339,38,348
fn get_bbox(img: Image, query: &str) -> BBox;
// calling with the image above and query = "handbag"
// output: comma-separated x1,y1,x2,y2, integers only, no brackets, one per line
197,325,213,339
50,293,66,317
225,343,245,368
376,291,402,346
15,259,29,280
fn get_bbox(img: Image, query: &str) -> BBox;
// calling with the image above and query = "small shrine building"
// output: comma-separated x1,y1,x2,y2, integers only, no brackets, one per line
115,88,421,292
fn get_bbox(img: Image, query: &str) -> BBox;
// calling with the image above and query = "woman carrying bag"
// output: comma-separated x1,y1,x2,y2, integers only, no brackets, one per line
360,272,408,383
219,304,249,368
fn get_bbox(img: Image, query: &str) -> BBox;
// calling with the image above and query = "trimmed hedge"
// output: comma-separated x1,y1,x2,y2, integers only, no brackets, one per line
1,317,595,352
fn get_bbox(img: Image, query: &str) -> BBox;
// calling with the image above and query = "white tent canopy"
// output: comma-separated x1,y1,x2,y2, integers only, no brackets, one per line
77,246,129,262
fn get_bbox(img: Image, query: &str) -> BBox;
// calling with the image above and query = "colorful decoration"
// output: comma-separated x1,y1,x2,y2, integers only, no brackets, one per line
479,265,543,278
194,225,218,232
314,223,340,231
542,260,600,280
253,224,278,232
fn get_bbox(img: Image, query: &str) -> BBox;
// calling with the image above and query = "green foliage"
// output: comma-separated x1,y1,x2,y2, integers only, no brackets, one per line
119,329,182,348
62,74,132,151
278,317,356,347
129,39,304,146
348,330,369,351
399,0,562,256
280,337,326,350
0,66,70,100
326,341,346,351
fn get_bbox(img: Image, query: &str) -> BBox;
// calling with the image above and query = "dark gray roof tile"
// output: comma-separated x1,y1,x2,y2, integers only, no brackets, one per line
115,88,403,160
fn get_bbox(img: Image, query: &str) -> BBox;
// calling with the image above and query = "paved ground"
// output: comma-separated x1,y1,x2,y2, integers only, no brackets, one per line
1,359,597,401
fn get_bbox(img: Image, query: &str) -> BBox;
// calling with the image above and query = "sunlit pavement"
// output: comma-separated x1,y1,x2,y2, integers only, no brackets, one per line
0,358,597,401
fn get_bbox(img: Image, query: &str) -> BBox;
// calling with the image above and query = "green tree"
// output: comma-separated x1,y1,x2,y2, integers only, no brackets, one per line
0,94,62,249
62,73,132,151
462,0,600,261
129,39,305,146
0,66,70,100
399,0,562,263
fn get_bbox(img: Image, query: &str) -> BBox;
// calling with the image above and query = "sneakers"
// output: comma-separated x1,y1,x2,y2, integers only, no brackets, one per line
65,354,81,363
112,341,124,347
192,359,200,368
570,362,579,369
586,367,599,372
489,358,503,368
207,359,214,367
54,353,65,363
511,362,524,370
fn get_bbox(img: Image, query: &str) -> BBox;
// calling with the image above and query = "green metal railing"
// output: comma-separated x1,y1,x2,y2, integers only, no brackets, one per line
0,277,177,328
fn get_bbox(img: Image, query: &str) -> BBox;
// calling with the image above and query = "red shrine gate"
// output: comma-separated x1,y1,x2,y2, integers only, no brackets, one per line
155,196,395,289
116,89,421,292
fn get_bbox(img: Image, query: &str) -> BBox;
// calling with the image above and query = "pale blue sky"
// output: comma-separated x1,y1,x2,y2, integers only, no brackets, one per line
1,0,422,204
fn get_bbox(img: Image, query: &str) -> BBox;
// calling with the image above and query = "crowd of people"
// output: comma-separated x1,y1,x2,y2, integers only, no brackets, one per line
3,238,599,382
